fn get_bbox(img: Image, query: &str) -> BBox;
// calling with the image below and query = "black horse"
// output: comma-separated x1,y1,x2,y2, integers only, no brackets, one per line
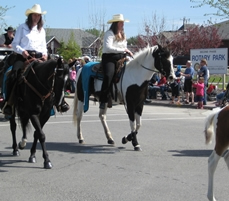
1,56,69,169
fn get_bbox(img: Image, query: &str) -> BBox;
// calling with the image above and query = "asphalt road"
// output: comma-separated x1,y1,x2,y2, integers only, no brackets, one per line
0,98,228,201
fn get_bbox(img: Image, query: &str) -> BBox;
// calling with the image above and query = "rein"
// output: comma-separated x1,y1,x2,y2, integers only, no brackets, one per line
22,58,57,105
140,64,159,73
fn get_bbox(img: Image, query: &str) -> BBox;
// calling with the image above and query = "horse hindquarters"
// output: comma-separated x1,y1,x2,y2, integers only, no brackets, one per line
205,106,229,201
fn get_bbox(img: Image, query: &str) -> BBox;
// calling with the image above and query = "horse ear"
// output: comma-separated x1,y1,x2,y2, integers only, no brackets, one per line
153,45,160,57
57,56,63,68
157,44,162,50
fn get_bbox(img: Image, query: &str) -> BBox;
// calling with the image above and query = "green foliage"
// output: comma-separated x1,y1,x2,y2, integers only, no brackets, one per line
127,36,138,45
57,32,82,62
86,28,100,37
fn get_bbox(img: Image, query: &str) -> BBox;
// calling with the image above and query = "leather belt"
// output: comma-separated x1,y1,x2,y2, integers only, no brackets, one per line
27,50,42,58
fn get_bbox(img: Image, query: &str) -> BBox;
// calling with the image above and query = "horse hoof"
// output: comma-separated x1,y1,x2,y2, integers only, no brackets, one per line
28,156,36,163
12,150,20,156
18,143,25,150
108,139,115,145
134,145,142,151
122,136,128,144
79,139,84,144
44,161,52,169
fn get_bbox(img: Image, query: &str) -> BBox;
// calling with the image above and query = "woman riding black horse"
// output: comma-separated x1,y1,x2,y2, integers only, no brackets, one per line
2,4,69,116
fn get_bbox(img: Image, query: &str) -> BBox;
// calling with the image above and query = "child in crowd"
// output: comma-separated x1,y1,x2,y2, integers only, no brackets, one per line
170,65,182,105
69,66,76,93
192,77,205,109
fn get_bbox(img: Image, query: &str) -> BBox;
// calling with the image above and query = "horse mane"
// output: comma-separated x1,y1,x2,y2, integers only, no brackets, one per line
127,45,158,67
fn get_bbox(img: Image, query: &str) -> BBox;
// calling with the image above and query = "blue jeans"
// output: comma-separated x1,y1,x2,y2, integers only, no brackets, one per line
148,85,166,99
203,83,207,105
70,80,76,93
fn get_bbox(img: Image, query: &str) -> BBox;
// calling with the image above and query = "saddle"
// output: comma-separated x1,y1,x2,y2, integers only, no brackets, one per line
91,57,127,83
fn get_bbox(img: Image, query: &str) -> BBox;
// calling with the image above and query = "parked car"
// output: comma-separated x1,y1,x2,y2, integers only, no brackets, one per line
0,47,13,61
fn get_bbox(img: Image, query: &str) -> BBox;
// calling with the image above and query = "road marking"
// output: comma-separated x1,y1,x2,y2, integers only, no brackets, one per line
0,116,205,127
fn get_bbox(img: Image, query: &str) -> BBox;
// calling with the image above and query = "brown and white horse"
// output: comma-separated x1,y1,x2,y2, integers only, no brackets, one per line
73,45,175,151
204,106,229,201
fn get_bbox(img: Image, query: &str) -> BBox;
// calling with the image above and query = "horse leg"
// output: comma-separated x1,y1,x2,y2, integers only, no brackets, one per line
122,107,142,151
30,115,52,169
18,116,29,150
75,101,84,144
99,107,114,144
9,115,19,156
28,131,38,163
207,150,220,201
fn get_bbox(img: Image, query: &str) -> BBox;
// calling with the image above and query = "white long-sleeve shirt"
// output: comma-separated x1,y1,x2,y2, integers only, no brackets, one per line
102,30,127,54
12,23,47,56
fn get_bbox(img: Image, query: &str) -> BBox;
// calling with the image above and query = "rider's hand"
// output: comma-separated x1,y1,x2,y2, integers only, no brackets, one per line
41,55,47,61
125,49,133,58
22,50,30,59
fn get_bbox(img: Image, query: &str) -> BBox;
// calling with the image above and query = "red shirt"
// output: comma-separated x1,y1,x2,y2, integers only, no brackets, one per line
157,76,167,86
193,82,204,96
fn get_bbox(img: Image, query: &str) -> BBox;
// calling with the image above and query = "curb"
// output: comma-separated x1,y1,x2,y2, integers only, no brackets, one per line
65,95,215,110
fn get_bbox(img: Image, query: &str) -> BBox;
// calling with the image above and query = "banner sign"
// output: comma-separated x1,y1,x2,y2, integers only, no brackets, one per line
190,48,228,74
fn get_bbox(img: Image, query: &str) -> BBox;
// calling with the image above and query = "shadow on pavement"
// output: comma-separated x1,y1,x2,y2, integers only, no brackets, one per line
168,149,212,157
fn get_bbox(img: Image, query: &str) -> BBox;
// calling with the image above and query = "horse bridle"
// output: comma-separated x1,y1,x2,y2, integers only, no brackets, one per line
23,66,57,106
138,49,166,75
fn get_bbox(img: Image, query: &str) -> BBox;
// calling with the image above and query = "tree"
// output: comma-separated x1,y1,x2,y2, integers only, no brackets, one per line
57,32,81,62
170,24,223,56
0,5,14,33
87,1,106,58
127,36,138,46
137,11,169,48
191,0,229,19
86,28,100,37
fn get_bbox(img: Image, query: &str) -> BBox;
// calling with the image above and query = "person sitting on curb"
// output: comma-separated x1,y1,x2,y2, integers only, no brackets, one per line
215,90,226,107
148,74,168,100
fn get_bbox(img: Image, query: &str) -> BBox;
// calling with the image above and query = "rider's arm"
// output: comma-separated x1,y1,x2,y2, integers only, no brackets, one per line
12,24,26,55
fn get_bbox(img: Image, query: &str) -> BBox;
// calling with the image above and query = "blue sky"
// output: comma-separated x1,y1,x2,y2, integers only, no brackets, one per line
2,0,225,38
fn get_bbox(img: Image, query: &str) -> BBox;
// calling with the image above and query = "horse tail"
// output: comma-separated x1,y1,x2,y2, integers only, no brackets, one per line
204,108,221,145
73,68,82,126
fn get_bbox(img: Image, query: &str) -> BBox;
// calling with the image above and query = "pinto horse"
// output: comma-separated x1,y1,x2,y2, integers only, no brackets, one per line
73,45,175,151
1,57,69,169
204,106,229,201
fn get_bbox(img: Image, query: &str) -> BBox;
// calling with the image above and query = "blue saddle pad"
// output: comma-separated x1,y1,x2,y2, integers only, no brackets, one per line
81,62,103,112
2,66,12,100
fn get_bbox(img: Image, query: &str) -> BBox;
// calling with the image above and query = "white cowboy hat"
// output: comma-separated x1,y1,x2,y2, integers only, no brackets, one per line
25,4,47,16
107,14,129,24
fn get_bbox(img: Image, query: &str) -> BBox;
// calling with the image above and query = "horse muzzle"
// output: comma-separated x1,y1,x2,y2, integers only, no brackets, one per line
57,101,70,113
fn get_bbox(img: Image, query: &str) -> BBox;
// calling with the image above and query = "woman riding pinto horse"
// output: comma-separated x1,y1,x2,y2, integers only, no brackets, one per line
73,45,175,151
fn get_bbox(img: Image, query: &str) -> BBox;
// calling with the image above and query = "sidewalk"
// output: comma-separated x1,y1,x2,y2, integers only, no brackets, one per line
143,98,216,110
65,93,217,110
